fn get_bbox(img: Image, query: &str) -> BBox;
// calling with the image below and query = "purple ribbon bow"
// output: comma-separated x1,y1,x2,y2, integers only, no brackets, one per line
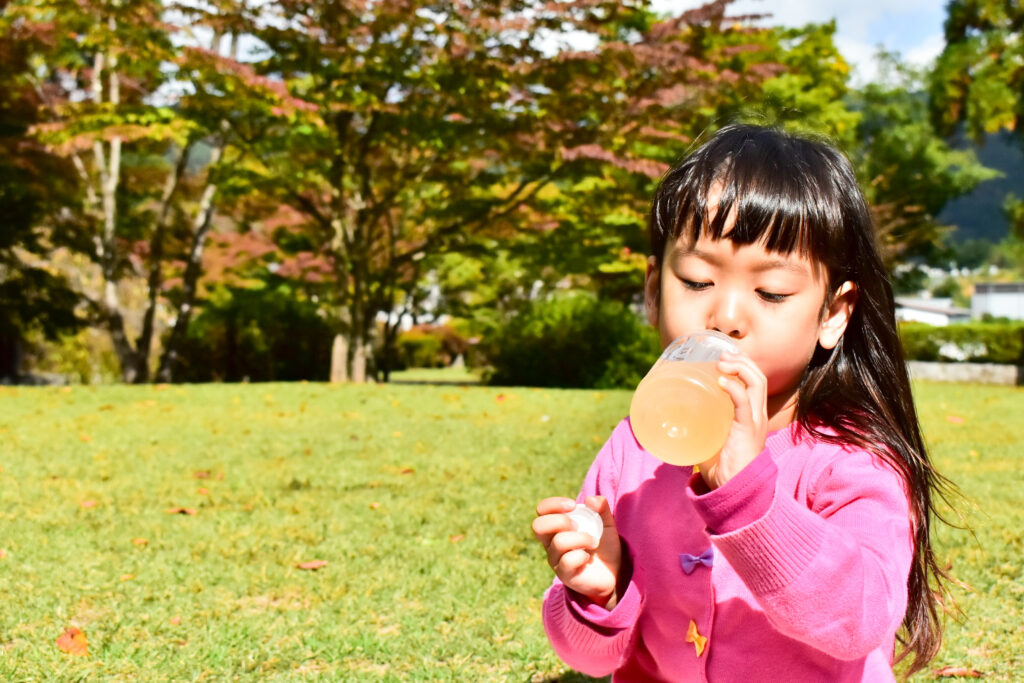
679,548,714,575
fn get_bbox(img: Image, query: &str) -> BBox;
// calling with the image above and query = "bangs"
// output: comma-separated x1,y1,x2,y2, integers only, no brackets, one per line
651,125,857,270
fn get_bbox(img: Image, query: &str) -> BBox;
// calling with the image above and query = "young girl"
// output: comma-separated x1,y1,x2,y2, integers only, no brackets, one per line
532,124,951,681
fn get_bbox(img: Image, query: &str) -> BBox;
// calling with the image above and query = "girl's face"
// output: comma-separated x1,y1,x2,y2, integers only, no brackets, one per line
645,228,856,417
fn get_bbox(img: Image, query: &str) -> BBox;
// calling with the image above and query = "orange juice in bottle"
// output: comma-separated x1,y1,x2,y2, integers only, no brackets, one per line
629,331,737,466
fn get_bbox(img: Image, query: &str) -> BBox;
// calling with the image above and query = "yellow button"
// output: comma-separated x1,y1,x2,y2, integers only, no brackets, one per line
686,619,707,657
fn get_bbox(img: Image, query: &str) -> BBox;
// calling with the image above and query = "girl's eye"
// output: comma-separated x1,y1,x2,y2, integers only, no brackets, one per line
682,279,712,291
757,289,791,303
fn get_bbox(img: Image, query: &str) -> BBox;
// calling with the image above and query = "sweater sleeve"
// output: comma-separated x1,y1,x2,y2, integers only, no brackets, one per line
687,443,914,660
541,420,643,676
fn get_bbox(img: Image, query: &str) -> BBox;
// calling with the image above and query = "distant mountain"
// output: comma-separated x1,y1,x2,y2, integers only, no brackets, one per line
938,130,1024,243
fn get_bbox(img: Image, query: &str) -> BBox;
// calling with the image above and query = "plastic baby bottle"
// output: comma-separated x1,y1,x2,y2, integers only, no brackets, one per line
629,330,738,466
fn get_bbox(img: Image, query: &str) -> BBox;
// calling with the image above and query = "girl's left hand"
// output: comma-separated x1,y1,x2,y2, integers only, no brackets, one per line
697,350,769,490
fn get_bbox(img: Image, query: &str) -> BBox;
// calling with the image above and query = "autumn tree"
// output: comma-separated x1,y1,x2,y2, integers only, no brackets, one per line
0,16,79,380
5,0,302,382
245,0,794,382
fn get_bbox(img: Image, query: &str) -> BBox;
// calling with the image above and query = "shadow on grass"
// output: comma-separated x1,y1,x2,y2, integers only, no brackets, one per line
536,674,610,683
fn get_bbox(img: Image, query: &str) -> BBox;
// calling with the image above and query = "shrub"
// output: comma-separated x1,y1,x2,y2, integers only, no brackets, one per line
485,291,659,388
392,325,471,369
899,322,1024,364
174,285,333,382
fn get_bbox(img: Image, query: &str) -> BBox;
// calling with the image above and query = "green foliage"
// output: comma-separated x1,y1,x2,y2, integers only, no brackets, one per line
899,322,1024,364
486,292,659,389
392,325,470,370
173,285,332,382
850,54,999,267
395,330,442,370
930,0,1024,142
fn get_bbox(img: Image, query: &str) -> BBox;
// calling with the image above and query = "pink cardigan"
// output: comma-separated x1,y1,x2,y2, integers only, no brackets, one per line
543,418,914,682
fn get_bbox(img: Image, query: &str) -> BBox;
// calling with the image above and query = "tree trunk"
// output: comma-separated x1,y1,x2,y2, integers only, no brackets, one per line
330,333,349,383
156,156,221,383
135,145,190,383
352,340,367,383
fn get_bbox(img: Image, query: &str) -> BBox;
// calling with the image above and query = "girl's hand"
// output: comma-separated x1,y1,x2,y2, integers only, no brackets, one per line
532,495,622,608
697,350,769,490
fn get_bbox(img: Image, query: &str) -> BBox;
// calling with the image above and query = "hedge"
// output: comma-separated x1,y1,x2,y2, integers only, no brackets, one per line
899,322,1024,365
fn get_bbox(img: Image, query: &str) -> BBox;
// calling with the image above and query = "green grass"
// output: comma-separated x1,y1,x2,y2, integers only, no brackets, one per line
0,381,1019,681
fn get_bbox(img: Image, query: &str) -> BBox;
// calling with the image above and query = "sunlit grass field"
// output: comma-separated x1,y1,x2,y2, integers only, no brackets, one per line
0,380,1020,681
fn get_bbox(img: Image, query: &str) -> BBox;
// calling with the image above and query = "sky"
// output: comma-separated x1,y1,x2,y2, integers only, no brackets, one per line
657,0,948,85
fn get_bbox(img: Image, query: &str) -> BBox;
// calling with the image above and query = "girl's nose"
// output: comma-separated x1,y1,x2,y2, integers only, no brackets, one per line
709,289,746,338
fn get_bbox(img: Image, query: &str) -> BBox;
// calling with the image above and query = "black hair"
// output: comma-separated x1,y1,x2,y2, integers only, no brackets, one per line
649,123,953,675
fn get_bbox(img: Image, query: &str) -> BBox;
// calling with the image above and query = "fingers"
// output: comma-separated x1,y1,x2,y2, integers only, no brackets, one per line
536,496,577,516
717,352,767,423
533,497,599,562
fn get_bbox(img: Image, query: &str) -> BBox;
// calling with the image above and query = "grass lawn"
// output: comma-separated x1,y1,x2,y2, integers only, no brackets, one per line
0,380,1019,681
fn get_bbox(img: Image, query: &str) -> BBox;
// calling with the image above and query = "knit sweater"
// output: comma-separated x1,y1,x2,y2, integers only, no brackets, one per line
542,417,914,682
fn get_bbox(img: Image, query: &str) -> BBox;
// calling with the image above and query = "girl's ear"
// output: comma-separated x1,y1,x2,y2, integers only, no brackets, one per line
644,256,661,328
818,280,858,350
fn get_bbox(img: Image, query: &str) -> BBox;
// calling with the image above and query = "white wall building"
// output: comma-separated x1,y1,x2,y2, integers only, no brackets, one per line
895,297,971,326
971,283,1024,320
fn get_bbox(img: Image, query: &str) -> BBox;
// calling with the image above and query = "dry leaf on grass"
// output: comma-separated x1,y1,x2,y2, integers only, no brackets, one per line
296,559,328,570
164,507,198,516
169,615,182,625
945,415,965,424
449,534,465,543
79,500,98,509
56,627,88,657
933,665,983,678
131,538,149,547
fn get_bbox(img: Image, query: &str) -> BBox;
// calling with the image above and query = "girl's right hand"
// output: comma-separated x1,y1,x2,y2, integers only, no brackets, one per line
532,495,622,609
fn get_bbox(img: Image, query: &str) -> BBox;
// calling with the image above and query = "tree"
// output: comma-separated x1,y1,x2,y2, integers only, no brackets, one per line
0,6,80,380
851,54,998,270
246,0,807,381
6,0,299,382
930,0,1024,143
930,0,1024,270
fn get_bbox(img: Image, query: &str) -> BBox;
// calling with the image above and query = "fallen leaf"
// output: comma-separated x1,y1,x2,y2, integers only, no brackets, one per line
99,404,114,411
449,534,465,543
169,615,182,625
120,573,134,581
164,507,197,516
0,549,7,559
945,415,965,424
495,394,506,403
56,627,88,657
399,467,414,475
197,487,210,495
193,470,211,479
79,500,98,509
297,559,328,570
131,538,149,547
369,502,381,510
933,665,983,678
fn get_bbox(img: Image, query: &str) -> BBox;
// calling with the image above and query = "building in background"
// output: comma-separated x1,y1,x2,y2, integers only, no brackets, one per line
971,283,1024,321
895,297,971,326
